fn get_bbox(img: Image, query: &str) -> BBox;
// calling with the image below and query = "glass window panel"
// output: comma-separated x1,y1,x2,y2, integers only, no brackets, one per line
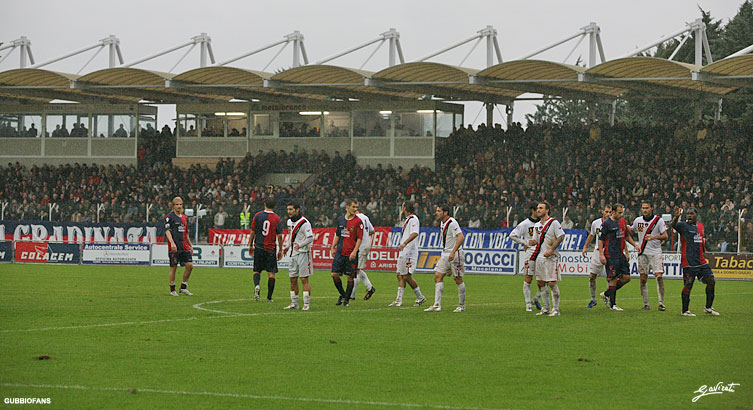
323,112,349,137
395,111,432,137
279,112,321,138
138,114,155,138
46,114,84,137
0,114,21,137
436,110,453,138
179,114,198,137
200,113,226,137
353,111,390,137
253,114,272,136
225,113,247,137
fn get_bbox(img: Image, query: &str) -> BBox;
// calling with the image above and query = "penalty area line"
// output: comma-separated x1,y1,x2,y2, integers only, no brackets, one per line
0,383,513,410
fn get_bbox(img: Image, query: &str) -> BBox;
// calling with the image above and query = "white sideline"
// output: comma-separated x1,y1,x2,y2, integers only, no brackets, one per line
0,382,511,410
2,292,750,334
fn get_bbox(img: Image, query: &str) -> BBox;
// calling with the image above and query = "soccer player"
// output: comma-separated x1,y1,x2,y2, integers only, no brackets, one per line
389,201,426,307
671,207,720,316
529,202,565,316
582,205,611,308
424,204,465,312
631,201,668,311
283,203,314,311
509,202,542,311
165,196,194,296
598,203,639,311
351,210,377,301
329,199,364,307
249,197,284,302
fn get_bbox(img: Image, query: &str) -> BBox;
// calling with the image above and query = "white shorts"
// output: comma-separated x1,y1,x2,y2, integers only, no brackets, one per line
435,251,465,277
521,251,535,276
288,252,313,278
397,253,417,275
638,253,664,275
357,247,370,270
535,256,560,282
589,255,605,276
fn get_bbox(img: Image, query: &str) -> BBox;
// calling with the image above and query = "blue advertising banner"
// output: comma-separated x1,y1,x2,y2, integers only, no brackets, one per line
389,227,588,252
0,241,12,262
46,243,81,264
0,220,164,244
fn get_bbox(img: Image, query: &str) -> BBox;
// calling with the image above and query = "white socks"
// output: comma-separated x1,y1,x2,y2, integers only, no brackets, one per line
550,284,560,310
290,291,299,306
540,286,550,310
589,277,597,302
303,291,310,306
434,282,444,306
359,271,373,290
458,283,466,306
413,286,424,299
523,281,532,304
396,286,405,302
657,276,665,304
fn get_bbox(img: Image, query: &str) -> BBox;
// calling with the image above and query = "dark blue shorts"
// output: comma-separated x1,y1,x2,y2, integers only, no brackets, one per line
683,264,714,282
169,250,193,267
605,255,629,281
253,248,278,273
331,252,357,276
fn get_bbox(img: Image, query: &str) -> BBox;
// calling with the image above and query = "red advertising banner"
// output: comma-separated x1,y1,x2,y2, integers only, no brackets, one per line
15,241,49,263
309,245,399,271
209,227,394,248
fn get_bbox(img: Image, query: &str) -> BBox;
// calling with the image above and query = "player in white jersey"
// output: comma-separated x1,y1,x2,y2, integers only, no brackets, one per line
282,203,314,310
389,202,426,307
581,205,612,308
351,211,377,300
509,202,542,312
529,202,565,316
425,204,466,313
630,201,668,311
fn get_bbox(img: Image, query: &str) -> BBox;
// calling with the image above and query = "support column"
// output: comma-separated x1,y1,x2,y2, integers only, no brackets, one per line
506,103,514,129
486,103,493,127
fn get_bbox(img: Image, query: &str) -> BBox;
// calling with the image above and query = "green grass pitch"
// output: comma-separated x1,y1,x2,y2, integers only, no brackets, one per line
1,264,752,409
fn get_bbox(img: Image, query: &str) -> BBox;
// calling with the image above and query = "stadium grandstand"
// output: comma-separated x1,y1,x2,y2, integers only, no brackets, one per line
1,21,752,251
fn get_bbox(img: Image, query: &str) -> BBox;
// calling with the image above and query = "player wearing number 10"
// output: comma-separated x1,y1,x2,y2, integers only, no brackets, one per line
249,197,284,302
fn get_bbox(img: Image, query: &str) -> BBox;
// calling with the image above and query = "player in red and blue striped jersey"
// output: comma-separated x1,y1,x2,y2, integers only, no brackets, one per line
165,196,194,296
249,197,284,302
329,199,363,307
671,207,720,317
598,204,638,311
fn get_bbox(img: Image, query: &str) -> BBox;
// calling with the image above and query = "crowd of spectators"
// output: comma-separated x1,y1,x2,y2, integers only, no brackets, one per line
1,120,751,251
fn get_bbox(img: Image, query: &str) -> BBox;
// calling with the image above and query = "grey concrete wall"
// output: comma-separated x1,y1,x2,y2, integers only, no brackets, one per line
91,139,136,157
45,139,88,156
257,173,312,187
0,139,42,156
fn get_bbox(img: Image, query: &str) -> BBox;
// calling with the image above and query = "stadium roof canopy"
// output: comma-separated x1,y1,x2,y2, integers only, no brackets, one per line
1,56,751,104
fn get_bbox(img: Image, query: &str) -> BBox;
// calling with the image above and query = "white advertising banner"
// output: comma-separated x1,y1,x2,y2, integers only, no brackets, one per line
150,244,221,267
556,251,682,278
221,245,290,269
82,243,150,265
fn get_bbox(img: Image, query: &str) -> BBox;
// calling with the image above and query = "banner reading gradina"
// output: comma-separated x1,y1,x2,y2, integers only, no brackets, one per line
0,220,163,243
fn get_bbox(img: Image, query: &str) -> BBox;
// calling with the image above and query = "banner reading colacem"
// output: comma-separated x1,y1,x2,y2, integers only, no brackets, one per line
0,241,12,263
14,242,80,264
82,243,150,265
151,244,222,267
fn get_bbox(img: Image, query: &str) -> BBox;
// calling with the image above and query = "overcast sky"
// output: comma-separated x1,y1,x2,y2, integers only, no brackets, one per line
1,0,745,127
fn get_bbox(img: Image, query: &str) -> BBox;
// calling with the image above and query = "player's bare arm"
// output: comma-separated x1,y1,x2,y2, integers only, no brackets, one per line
165,231,177,252
330,236,339,256
350,237,363,260
398,232,418,251
276,234,284,260
248,230,256,256
670,207,682,229
581,233,594,257
598,238,606,264
544,234,564,257
449,232,464,261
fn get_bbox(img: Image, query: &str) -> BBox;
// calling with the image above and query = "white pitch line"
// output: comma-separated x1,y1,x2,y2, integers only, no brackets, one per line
3,292,751,334
0,383,513,410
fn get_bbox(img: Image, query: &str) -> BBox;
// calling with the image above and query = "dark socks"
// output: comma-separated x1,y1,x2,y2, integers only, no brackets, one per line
253,273,260,287
267,278,275,300
333,278,345,297
607,286,617,306
682,287,691,312
615,278,628,290
345,281,354,300
180,282,187,290
705,284,714,309
170,284,175,292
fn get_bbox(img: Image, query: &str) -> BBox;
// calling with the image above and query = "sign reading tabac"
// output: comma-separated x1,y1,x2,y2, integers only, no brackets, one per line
707,253,753,280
